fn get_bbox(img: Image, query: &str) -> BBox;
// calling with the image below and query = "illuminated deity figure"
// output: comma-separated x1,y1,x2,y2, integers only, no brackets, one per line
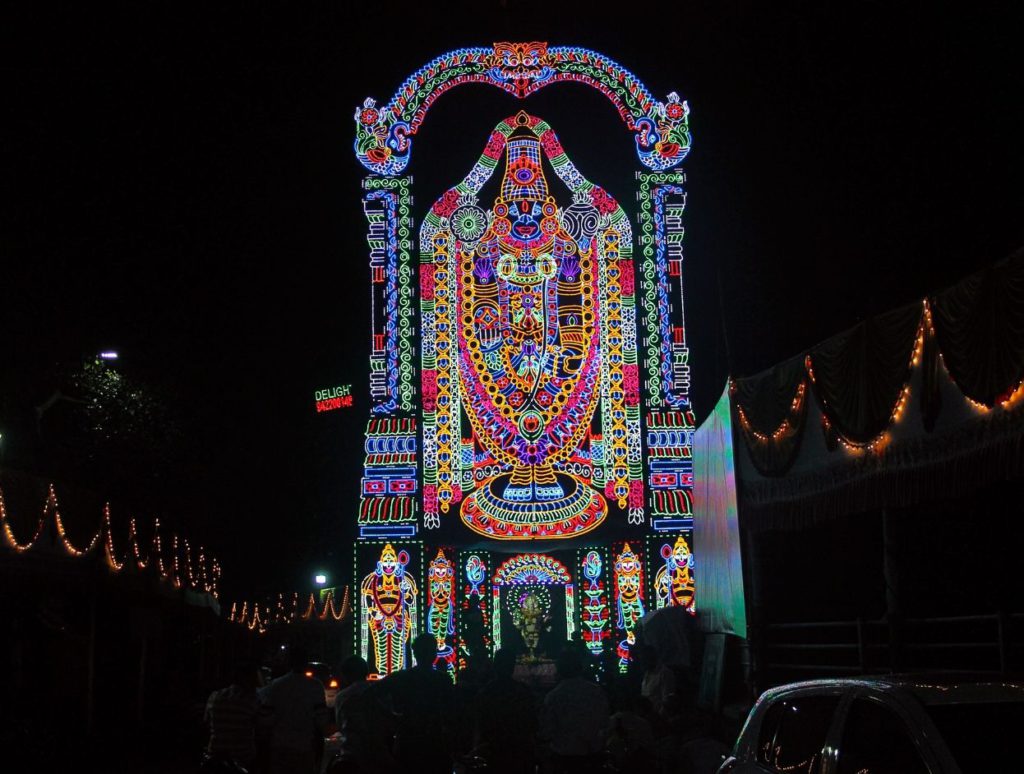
614,543,645,669
655,536,695,612
431,110,636,538
361,543,418,677
509,586,550,662
427,549,456,675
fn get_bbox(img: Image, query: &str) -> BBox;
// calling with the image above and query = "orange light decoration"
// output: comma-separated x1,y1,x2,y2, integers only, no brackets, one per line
53,485,103,557
1,485,48,552
104,504,124,570
0,482,219,596
735,381,807,444
806,304,928,455
154,520,167,577
229,586,352,633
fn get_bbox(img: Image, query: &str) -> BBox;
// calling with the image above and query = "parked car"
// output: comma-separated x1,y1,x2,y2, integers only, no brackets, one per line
304,661,340,708
718,674,1024,773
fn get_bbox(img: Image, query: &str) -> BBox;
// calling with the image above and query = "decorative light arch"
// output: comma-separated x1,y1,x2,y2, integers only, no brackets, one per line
490,552,577,652
354,42,691,175
493,553,572,586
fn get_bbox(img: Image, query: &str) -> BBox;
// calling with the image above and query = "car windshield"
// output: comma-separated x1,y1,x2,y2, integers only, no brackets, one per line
925,701,1024,770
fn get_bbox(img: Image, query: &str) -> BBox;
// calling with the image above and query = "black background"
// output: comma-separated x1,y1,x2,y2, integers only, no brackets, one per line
3,3,1021,597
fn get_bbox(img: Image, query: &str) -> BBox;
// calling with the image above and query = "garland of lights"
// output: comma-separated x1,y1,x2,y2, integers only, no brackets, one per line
355,43,691,176
735,298,1024,465
229,588,352,635
807,305,928,454
0,483,219,596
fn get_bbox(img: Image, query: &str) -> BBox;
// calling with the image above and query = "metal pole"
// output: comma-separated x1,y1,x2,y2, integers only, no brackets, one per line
87,579,97,735
137,635,148,728
882,508,902,672
856,617,866,673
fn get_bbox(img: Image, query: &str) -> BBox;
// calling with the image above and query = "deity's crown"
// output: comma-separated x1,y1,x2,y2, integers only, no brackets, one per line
501,119,549,204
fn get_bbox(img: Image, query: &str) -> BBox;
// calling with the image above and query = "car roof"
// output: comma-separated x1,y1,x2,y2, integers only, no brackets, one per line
762,675,1024,706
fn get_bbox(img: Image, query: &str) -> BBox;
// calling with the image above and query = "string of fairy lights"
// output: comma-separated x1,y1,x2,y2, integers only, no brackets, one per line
0,482,220,597
735,298,1024,457
228,588,352,635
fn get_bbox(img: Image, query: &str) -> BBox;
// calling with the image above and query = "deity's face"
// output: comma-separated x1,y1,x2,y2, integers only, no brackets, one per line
491,41,550,79
616,547,640,593
429,563,453,603
379,545,398,577
672,539,691,570
510,199,544,242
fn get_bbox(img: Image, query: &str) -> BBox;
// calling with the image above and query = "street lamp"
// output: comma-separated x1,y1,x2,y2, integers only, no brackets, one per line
314,573,327,586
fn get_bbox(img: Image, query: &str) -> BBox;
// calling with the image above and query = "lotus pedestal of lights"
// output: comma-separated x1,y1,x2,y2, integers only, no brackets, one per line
350,43,699,682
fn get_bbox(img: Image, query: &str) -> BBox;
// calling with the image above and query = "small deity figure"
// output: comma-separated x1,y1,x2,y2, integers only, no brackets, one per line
654,535,695,612
614,543,645,670
511,587,549,661
427,549,456,676
361,543,418,677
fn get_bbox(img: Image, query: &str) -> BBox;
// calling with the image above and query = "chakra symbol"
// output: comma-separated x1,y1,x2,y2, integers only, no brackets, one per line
450,205,488,243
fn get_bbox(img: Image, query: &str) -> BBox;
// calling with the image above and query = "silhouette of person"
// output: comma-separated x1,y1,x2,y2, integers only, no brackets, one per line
371,633,454,774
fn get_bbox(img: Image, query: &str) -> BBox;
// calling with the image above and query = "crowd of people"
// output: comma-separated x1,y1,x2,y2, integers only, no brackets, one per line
203,635,727,774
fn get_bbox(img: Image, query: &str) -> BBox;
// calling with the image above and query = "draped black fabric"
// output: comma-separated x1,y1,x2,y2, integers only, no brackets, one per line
808,302,922,445
930,249,1024,408
920,326,943,432
739,400,1024,531
732,357,808,477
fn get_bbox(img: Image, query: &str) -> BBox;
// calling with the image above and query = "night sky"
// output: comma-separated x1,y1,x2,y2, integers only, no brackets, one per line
4,4,1021,597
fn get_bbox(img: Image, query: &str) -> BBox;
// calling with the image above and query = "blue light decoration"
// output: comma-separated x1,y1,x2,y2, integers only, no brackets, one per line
351,43,698,681
638,170,695,531
358,419,418,538
363,177,415,414
354,43,691,176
